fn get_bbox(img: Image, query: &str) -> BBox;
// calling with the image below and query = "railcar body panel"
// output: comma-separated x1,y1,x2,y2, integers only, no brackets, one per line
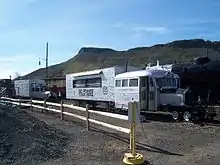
114,70,158,110
66,66,140,102
14,79,47,99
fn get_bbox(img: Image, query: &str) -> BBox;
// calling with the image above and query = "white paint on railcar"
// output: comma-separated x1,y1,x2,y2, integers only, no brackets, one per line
115,87,140,109
114,70,152,110
14,79,30,97
66,66,140,102
14,79,47,99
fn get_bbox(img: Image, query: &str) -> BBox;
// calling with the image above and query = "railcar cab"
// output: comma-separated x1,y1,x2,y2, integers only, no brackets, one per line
114,69,182,112
149,70,185,109
114,70,158,111
150,69,180,93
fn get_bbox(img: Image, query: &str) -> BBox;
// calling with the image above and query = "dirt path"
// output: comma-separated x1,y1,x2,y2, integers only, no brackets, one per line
1,103,220,165
26,110,130,165
25,108,220,165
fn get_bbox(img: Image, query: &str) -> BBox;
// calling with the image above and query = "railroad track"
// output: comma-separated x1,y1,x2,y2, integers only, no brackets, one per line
5,97,220,126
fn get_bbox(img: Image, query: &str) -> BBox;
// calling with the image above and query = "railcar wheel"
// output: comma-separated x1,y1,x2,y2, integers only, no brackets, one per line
80,101,87,108
172,111,179,121
183,111,191,122
105,103,109,111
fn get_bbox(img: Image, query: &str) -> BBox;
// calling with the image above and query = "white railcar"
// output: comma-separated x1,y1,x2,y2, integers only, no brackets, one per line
115,70,156,111
14,79,48,99
66,65,140,108
114,69,184,111
66,65,195,121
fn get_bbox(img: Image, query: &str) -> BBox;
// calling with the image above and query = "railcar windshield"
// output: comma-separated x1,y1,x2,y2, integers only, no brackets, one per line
155,77,179,89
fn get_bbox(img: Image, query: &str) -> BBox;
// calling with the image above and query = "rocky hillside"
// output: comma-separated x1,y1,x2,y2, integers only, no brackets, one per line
23,39,220,79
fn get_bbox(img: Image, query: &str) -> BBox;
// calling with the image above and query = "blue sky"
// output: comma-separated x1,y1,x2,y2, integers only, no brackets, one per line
1,0,220,78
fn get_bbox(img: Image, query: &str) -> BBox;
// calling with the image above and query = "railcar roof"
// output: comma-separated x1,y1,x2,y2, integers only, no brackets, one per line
67,69,103,77
66,65,140,78
115,70,152,79
115,69,178,79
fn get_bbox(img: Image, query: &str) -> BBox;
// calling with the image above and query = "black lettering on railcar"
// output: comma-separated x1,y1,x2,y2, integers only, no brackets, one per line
78,89,94,96
78,89,84,96
102,86,108,95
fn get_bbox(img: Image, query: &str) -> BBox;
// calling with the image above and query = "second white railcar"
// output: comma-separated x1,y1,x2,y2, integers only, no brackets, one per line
14,79,48,99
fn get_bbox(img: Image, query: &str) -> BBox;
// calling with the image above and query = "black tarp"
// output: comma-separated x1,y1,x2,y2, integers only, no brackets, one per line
172,57,220,104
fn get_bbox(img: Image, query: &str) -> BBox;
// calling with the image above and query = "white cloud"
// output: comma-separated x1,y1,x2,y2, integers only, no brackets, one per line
112,23,169,35
132,26,168,34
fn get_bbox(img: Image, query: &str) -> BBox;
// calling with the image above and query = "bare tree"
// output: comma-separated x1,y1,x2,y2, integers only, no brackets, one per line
14,72,22,79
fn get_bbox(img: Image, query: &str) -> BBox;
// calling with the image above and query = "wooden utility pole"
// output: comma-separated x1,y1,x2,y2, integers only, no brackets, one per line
46,42,49,79
125,58,128,72
206,41,209,57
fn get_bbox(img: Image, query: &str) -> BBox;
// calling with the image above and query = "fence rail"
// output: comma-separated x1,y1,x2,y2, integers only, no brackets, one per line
0,97,130,134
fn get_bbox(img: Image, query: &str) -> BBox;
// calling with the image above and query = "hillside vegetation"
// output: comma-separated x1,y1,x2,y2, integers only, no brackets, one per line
23,39,220,79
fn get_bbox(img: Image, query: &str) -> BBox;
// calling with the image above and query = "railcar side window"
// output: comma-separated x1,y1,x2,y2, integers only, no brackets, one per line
115,80,121,87
141,78,146,87
73,80,76,87
73,79,86,88
150,77,154,87
77,79,86,87
86,78,102,87
122,79,128,87
129,78,138,87
73,77,102,88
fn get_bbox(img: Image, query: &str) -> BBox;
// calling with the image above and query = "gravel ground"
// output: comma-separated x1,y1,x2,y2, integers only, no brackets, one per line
0,105,70,165
25,110,130,165
1,102,220,165
33,105,220,165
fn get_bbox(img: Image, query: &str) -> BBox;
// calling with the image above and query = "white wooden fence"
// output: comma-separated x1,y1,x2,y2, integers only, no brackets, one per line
0,97,130,134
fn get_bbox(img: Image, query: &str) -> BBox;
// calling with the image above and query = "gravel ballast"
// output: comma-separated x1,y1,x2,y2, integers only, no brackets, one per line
1,103,220,165
0,106,70,165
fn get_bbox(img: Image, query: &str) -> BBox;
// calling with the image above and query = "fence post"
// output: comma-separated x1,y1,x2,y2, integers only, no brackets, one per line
6,98,9,107
123,101,144,165
19,97,21,109
9,98,12,108
42,99,46,112
30,98,33,111
60,100,64,120
86,104,90,131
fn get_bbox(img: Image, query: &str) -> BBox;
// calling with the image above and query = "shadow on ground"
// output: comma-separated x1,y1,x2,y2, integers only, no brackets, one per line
193,119,220,127
21,103,220,127
91,127,184,157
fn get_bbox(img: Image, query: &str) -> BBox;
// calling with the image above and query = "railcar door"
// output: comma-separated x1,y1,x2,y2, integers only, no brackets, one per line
139,76,148,110
148,77,157,111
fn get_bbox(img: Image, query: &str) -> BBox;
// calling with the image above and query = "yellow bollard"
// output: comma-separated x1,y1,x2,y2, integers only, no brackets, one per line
123,101,144,165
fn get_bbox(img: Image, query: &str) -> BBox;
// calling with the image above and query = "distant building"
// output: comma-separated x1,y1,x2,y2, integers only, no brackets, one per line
42,77,66,98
